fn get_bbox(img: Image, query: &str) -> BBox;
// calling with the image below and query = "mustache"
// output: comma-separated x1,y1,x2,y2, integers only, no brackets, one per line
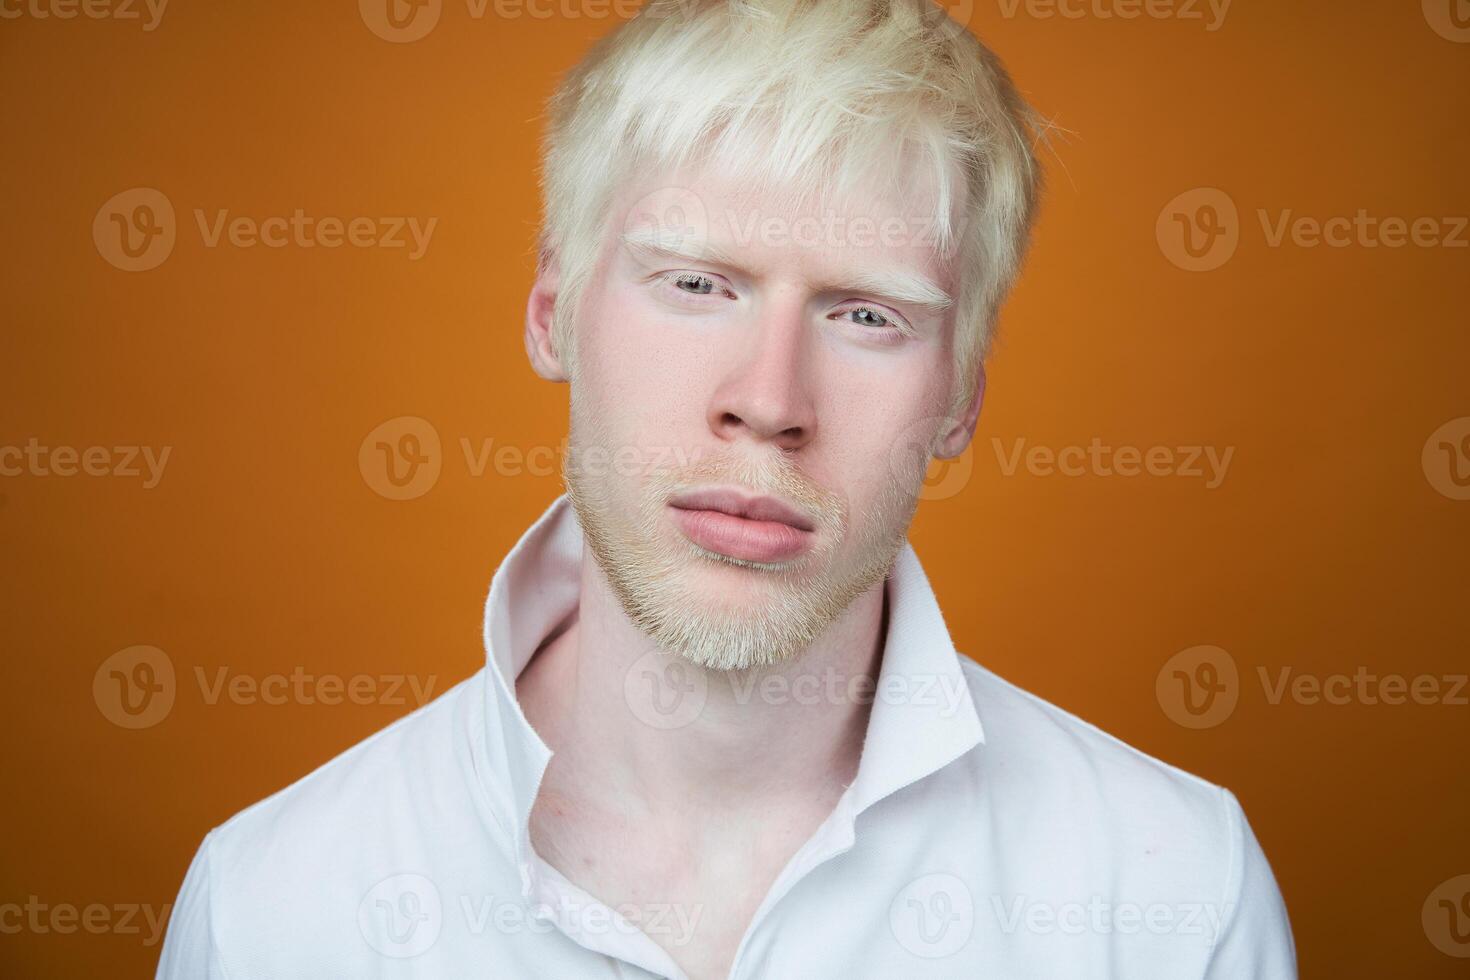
649,447,847,534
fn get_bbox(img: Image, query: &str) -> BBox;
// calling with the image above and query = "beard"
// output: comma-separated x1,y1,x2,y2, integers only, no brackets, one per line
562,392,929,671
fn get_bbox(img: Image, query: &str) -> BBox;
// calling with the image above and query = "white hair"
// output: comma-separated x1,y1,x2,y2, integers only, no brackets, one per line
536,0,1047,417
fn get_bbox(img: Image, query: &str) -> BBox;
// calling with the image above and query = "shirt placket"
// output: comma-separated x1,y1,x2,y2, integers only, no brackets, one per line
521,850,691,980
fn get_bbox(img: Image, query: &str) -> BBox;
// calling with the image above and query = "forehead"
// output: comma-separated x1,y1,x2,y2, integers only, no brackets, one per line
611,156,964,296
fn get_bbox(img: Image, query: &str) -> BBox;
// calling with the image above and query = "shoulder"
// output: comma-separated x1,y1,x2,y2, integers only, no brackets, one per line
939,657,1294,972
210,671,490,857
946,656,1256,903
157,671,524,977
957,655,1229,819
184,673,503,956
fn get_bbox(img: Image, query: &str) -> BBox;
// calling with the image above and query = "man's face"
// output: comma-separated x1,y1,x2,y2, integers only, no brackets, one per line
559,162,972,670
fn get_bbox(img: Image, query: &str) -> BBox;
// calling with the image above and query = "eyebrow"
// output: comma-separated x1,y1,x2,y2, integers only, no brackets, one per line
836,268,954,316
618,227,954,316
620,228,744,272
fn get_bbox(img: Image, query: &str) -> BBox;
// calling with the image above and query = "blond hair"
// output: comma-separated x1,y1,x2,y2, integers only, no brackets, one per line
537,0,1046,417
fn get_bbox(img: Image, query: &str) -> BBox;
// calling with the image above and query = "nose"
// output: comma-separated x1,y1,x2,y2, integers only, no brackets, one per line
706,300,818,453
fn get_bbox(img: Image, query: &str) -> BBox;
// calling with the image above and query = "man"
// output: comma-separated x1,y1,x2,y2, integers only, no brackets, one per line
158,1,1296,977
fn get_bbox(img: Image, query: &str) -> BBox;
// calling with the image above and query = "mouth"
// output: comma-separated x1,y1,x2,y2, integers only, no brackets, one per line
666,487,817,564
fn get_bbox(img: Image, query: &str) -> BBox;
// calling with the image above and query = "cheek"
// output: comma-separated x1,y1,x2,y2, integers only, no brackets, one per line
820,387,910,492
821,333,951,425
575,285,715,441
816,354,952,501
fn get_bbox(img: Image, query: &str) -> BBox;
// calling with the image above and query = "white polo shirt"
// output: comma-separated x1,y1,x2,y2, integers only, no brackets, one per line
157,494,1296,979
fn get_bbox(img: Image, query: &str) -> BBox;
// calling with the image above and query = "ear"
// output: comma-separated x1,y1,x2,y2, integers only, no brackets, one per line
934,363,985,459
524,253,569,383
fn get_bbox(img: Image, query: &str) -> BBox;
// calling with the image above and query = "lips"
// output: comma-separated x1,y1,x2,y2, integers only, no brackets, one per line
667,488,816,563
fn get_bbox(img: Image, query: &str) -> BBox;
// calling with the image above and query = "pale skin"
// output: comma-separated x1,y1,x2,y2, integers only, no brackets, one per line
517,162,986,980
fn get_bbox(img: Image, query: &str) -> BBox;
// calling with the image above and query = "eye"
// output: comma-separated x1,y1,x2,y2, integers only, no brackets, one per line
654,271,733,301
833,303,912,339
672,272,715,295
843,306,891,329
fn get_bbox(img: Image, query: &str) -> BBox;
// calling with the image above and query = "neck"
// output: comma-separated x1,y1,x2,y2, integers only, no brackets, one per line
519,549,888,820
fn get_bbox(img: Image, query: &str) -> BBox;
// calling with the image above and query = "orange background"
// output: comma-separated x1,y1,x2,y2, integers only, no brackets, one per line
2,1,1467,976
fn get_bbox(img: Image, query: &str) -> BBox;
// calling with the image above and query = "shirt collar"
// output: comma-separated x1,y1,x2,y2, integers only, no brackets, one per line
478,494,985,864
